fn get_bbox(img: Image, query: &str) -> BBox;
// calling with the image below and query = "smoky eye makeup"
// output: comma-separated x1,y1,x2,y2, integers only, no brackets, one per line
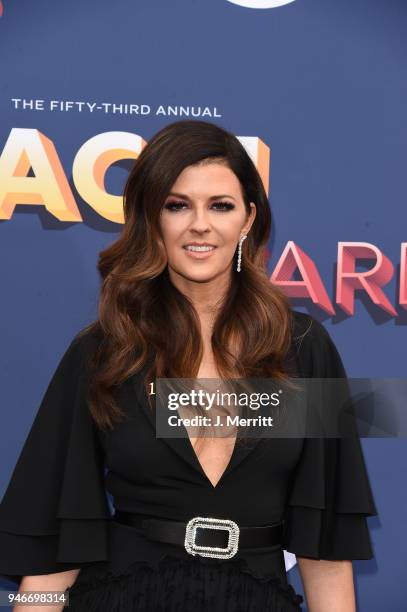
163,201,236,212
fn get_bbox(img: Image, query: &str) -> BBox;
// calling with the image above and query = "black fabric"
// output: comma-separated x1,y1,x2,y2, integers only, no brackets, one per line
64,553,304,612
0,310,378,601
281,314,378,560
0,335,111,584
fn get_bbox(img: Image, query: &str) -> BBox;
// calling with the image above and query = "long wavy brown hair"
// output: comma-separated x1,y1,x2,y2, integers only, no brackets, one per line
79,119,296,432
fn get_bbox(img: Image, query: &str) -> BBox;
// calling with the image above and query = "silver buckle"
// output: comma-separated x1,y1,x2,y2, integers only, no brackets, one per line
184,516,240,559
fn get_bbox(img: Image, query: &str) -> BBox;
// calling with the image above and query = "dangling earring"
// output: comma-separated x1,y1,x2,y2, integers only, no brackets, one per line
236,234,247,272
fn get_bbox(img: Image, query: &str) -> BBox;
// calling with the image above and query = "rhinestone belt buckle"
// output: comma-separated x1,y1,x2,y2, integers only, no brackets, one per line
184,516,240,559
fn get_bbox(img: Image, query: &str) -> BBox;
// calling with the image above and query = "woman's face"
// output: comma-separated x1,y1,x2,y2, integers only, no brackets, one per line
159,162,256,286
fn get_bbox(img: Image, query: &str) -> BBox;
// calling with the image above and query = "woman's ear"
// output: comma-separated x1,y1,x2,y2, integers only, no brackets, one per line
243,202,256,234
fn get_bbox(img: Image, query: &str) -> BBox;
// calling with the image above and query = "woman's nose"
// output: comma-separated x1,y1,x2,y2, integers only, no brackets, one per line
188,207,211,232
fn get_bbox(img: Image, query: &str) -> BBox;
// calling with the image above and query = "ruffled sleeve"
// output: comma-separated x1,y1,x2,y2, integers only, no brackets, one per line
282,314,378,560
0,332,111,585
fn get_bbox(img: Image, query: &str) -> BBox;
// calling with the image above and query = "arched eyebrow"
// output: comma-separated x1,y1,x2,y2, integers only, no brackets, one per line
167,192,236,201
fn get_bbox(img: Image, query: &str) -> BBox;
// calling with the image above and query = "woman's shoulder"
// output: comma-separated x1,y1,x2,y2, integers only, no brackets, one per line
289,310,346,378
290,309,331,347
69,324,104,357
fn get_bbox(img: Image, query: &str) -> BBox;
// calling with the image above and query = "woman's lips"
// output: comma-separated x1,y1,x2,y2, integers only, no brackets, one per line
182,246,217,260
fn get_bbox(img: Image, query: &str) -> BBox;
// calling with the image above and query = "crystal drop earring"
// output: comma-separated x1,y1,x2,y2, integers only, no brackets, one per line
236,234,247,272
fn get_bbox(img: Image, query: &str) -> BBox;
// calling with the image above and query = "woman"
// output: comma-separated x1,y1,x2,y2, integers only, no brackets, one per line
0,120,377,611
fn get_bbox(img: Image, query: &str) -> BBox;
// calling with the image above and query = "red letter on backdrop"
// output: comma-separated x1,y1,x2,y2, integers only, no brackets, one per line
336,242,397,316
270,241,335,315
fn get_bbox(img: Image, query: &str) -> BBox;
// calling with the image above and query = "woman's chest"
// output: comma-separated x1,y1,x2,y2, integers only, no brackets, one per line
99,382,304,491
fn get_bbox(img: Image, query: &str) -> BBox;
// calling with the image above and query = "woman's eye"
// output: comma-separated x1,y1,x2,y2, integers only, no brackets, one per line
163,201,235,212
163,201,187,212
211,202,235,212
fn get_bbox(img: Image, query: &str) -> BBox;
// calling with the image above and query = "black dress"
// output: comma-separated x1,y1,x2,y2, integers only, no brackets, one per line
0,311,378,611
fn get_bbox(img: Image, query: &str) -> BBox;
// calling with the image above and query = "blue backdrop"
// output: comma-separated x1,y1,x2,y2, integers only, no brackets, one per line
0,0,406,609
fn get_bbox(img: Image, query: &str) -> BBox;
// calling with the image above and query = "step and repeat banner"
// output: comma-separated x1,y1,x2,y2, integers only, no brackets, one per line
0,0,406,609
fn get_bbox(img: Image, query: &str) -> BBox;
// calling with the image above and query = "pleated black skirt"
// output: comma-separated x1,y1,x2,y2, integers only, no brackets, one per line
64,553,304,612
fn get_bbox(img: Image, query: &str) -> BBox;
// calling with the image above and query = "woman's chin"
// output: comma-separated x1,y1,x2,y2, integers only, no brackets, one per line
169,264,228,284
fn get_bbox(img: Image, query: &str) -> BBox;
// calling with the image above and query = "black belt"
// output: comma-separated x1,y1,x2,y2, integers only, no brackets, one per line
114,511,284,559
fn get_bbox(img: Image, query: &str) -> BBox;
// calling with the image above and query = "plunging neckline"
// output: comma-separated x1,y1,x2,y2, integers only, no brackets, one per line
178,376,239,489
133,371,265,491
185,432,238,489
